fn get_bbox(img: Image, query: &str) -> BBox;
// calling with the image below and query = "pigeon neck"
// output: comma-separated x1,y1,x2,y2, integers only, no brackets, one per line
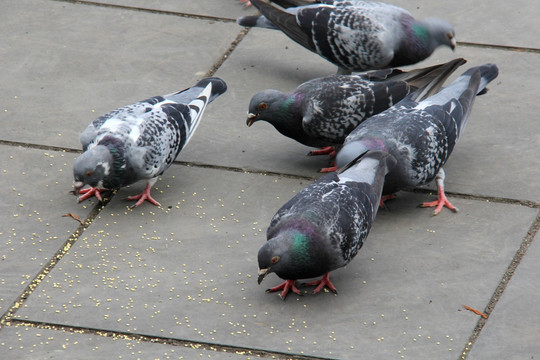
97,136,127,188
390,21,434,67
269,93,309,144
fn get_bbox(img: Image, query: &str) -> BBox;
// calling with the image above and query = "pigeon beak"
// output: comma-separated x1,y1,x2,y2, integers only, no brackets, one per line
450,37,456,51
257,267,270,284
246,113,257,127
73,181,84,194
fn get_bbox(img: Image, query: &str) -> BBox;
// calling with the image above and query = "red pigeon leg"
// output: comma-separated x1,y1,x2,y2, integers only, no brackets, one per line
419,169,459,216
265,279,301,300
303,273,338,294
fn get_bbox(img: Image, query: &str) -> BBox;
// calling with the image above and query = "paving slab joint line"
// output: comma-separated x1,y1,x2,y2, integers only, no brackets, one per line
409,188,540,209
174,159,317,181
0,140,81,155
1,140,537,207
0,199,112,327
5,319,337,360
205,27,251,78
457,41,540,53
459,210,540,360
52,0,238,22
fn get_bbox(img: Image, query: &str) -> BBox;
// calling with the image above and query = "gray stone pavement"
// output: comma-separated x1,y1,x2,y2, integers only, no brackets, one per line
0,1,539,359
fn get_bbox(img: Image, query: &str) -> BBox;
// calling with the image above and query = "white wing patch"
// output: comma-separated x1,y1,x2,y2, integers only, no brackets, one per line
184,82,212,147
339,157,379,185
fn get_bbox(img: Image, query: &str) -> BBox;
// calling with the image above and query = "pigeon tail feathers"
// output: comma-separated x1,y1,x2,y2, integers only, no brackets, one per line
237,15,279,29
249,0,317,51
411,57,467,102
165,77,227,105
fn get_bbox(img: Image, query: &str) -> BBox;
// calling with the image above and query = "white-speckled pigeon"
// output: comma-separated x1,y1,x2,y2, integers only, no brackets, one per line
257,150,396,299
73,77,227,207
336,64,499,215
246,59,465,158
238,0,456,74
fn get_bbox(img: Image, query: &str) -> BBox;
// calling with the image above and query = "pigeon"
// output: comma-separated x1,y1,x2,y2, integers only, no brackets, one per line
73,77,227,207
237,0,456,74
336,63,499,215
246,58,465,158
257,150,396,299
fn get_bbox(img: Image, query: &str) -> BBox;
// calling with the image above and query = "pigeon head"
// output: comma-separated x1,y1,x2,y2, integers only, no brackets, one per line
258,227,327,283
257,233,295,284
415,18,456,51
73,145,114,191
246,89,292,127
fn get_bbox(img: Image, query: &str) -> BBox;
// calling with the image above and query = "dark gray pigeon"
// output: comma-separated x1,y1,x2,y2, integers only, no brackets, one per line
246,59,465,157
257,150,396,299
73,77,227,207
238,0,456,74
336,64,499,215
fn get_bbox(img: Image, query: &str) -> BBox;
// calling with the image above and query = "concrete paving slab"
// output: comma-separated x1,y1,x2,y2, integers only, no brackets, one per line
2,1,539,359
0,145,94,316
467,231,540,360
0,0,241,150
0,324,244,359
87,0,257,20
13,162,538,359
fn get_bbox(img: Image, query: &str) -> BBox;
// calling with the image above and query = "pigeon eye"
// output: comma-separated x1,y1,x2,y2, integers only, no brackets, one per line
258,103,267,111
271,256,280,264
86,171,93,177
446,32,453,40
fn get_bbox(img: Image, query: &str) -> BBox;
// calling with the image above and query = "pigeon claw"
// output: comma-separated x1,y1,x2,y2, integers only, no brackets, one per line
419,185,458,216
265,280,301,300
319,165,337,173
238,0,252,8
77,187,104,202
308,146,336,157
301,273,338,295
127,184,161,208
379,193,397,209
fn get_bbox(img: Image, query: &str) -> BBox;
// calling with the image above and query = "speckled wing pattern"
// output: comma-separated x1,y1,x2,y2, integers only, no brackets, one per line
348,103,455,188
343,65,497,191
300,75,409,143
267,164,379,265
295,1,407,70
79,83,213,180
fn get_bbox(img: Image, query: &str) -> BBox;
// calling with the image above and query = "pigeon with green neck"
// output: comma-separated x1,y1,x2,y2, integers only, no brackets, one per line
257,150,396,299
238,0,456,74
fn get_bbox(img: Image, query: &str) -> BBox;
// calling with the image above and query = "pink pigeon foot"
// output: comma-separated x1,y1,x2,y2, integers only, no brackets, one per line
126,183,161,207
77,187,104,202
319,165,338,173
265,279,301,300
419,185,458,216
302,273,337,294
308,146,337,157
379,193,396,208
419,169,458,216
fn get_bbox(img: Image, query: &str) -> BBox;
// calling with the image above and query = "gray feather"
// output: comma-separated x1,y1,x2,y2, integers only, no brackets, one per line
336,64,499,194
